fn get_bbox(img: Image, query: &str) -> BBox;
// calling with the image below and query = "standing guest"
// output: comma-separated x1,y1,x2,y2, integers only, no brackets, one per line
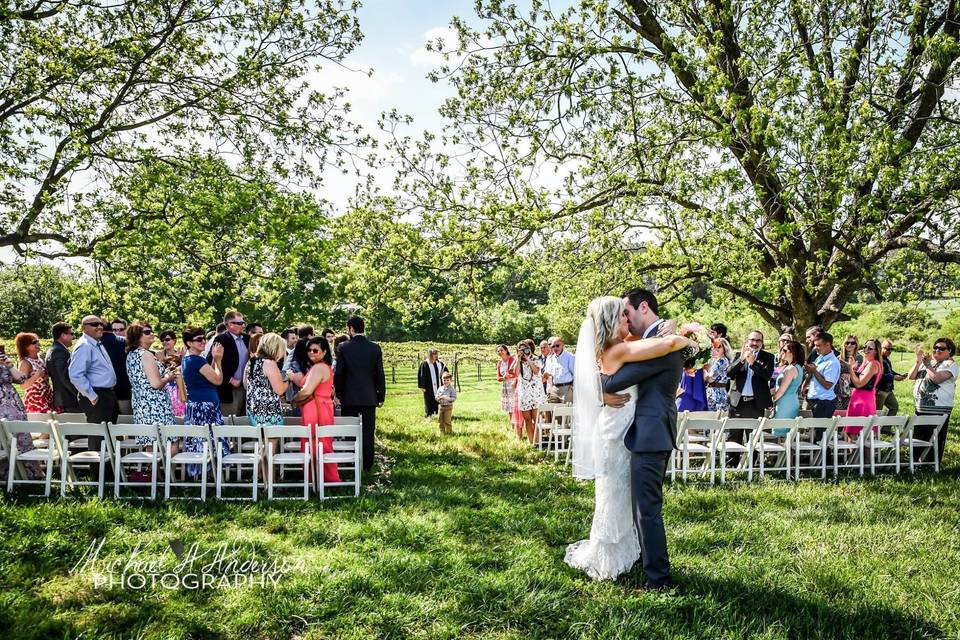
709,323,728,342
247,323,264,338
843,338,883,441
331,335,348,370
158,330,186,417
836,335,861,411
676,357,708,412
110,318,128,338
496,345,516,428
126,322,177,453
436,370,457,435
15,332,54,415
46,322,80,412
322,328,336,344
181,327,228,477
772,341,805,434
908,337,957,465
727,330,774,419
544,338,576,404
282,328,299,353
804,325,825,364
248,332,263,359
69,315,119,463
417,348,447,418
704,338,733,412
0,344,38,476
292,336,340,483
773,333,793,379
283,339,307,416
511,338,545,444
333,316,386,472
203,322,227,357
538,340,551,390
803,332,842,420
245,333,289,465
297,324,315,340
208,311,250,417
876,341,907,416
101,319,131,415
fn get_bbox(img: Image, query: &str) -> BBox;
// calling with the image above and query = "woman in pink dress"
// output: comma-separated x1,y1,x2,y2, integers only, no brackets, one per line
15,332,55,414
844,338,883,442
293,336,340,483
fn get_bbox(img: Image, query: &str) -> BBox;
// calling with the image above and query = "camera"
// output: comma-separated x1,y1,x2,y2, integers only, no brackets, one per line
520,346,531,356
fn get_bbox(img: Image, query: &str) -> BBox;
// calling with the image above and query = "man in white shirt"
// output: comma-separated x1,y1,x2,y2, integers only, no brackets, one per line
544,337,576,403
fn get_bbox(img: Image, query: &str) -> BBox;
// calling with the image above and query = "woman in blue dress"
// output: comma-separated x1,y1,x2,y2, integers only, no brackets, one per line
771,341,805,436
181,327,230,478
704,338,733,412
676,357,708,412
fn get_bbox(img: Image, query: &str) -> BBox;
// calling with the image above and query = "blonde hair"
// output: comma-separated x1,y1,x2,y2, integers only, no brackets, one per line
257,332,287,363
587,296,625,359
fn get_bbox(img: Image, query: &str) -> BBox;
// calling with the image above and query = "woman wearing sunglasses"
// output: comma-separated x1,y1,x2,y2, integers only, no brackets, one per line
909,337,958,465
292,336,340,484
158,330,186,417
180,327,229,478
836,335,861,411
126,322,178,456
14,332,54,415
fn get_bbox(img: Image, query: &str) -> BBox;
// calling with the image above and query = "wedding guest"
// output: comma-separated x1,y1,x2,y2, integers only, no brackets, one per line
245,333,288,441
126,322,177,454
202,322,226,357
331,334,348,370
282,328,299,353
676,357,708,412
727,330,774,419
876,340,907,416
836,335,861,410
843,338,883,441
436,371,457,435
908,337,957,465
538,340,551,389
208,311,250,416
293,336,340,483
322,328,336,344
0,345,38,476
800,324,827,408
101,320,132,415
804,332,841,420
69,315,118,461
772,341,805,435
544,338,575,404
704,338,733,412
773,333,793,379
417,348,447,417
248,332,263,359
182,327,229,478
15,332,54,414
158,330,186,417
496,344,516,428
46,322,80,412
247,323,264,337
110,318,128,338
297,324,315,340
333,316,386,471
511,338,545,444
283,338,307,416
709,323,728,342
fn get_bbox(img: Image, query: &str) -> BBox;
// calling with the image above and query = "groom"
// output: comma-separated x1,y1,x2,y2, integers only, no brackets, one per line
603,288,682,590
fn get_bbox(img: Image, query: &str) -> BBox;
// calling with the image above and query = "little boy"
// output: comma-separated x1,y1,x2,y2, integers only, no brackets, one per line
435,371,457,435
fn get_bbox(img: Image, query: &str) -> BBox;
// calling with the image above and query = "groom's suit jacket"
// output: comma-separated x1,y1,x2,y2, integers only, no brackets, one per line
604,349,683,452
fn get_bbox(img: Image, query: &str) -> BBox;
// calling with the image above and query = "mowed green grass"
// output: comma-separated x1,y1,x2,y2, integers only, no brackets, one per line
0,370,958,640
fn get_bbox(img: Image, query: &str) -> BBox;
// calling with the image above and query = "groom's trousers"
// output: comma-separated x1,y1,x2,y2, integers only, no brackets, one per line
630,450,672,587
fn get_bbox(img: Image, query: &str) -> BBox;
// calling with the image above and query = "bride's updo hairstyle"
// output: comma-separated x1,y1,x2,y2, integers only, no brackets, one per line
587,296,625,359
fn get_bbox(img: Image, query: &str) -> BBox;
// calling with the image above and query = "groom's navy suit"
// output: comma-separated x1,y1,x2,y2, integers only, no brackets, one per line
603,319,681,587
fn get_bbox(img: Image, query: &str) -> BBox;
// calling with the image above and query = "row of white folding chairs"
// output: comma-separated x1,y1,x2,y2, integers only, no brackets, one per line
0,416,361,501
671,411,948,483
533,403,574,462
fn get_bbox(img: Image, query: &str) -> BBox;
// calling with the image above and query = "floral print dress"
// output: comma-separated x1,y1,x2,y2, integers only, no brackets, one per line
22,356,55,414
127,348,175,444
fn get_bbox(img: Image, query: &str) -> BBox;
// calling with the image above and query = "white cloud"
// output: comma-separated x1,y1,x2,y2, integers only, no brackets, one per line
409,26,460,66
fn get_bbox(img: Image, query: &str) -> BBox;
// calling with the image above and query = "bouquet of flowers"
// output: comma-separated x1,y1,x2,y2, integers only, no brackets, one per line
678,322,712,362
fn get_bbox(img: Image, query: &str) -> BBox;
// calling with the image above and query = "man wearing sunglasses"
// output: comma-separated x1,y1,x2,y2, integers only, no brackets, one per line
544,337,576,404
46,321,81,413
68,315,119,468
207,310,250,416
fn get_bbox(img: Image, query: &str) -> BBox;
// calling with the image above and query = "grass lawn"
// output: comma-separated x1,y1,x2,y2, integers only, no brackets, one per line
0,370,958,639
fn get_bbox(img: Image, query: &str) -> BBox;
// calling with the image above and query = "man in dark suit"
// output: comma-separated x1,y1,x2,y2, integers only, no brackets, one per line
100,324,130,415
602,288,683,591
727,330,775,419
334,316,386,472
46,321,81,412
417,348,447,418
208,310,250,416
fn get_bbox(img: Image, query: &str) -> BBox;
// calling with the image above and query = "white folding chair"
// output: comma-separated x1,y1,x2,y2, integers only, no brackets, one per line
902,415,948,473
109,423,162,499
678,418,722,483
534,403,563,450
52,413,91,452
262,425,312,500
717,418,762,483
316,423,362,498
211,424,263,500
789,418,836,480
2,420,59,496
332,416,361,453
549,406,575,463
58,422,113,498
828,416,875,476
160,424,212,500
866,415,908,474
754,418,794,480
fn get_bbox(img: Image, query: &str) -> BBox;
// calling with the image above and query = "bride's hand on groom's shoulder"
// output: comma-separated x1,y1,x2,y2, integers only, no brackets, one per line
657,319,677,336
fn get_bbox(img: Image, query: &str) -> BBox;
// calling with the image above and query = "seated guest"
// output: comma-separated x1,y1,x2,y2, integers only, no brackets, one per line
704,338,733,412
126,322,177,455
158,330,186,417
181,327,229,478
803,332,841,419
908,337,957,465
772,341,805,435
876,340,907,416
46,322,80,412
844,338,883,441
676,357,708,412
436,370,457,435
292,336,340,483
15,332,54,415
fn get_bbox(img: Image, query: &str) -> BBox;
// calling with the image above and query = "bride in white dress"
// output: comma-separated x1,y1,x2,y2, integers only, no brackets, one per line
564,296,697,581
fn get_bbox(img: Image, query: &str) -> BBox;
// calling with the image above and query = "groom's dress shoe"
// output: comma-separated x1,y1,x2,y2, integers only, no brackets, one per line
639,581,674,592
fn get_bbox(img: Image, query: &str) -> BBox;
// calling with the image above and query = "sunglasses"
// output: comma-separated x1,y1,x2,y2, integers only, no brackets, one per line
142,329,153,336
229,320,246,326
84,322,105,328
845,342,856,346
188,336,205,343
552,345,562,349
933,346,949,352
864,346,876,351
308,348,323,354
162,337,174,342
29,339,40,346
112,327,126,332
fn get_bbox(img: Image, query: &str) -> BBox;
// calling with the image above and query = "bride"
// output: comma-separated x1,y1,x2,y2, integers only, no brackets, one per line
564,296,697,581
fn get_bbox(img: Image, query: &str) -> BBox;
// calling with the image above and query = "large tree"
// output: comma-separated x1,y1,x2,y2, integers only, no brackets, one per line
1,0,363,258
384,0,960,332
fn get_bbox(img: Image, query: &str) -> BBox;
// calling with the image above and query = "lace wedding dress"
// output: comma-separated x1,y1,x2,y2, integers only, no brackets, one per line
564,382,641,580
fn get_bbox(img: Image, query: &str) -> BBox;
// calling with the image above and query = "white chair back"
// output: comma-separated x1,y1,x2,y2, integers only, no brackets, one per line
54,413,88,424
115,415,136,424
108,423,161,442
263,425,312,440
333,416,362,426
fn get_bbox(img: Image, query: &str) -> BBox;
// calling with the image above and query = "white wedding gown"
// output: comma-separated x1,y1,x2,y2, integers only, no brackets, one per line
564,383,641,580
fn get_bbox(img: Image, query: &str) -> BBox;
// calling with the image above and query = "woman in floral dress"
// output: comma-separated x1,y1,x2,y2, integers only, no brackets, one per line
0,345,38,477
704,338,732,412
126,322,177,450
15,332,55,414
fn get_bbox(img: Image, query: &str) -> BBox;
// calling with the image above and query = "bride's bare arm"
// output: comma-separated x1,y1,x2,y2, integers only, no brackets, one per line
605,335,696,370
